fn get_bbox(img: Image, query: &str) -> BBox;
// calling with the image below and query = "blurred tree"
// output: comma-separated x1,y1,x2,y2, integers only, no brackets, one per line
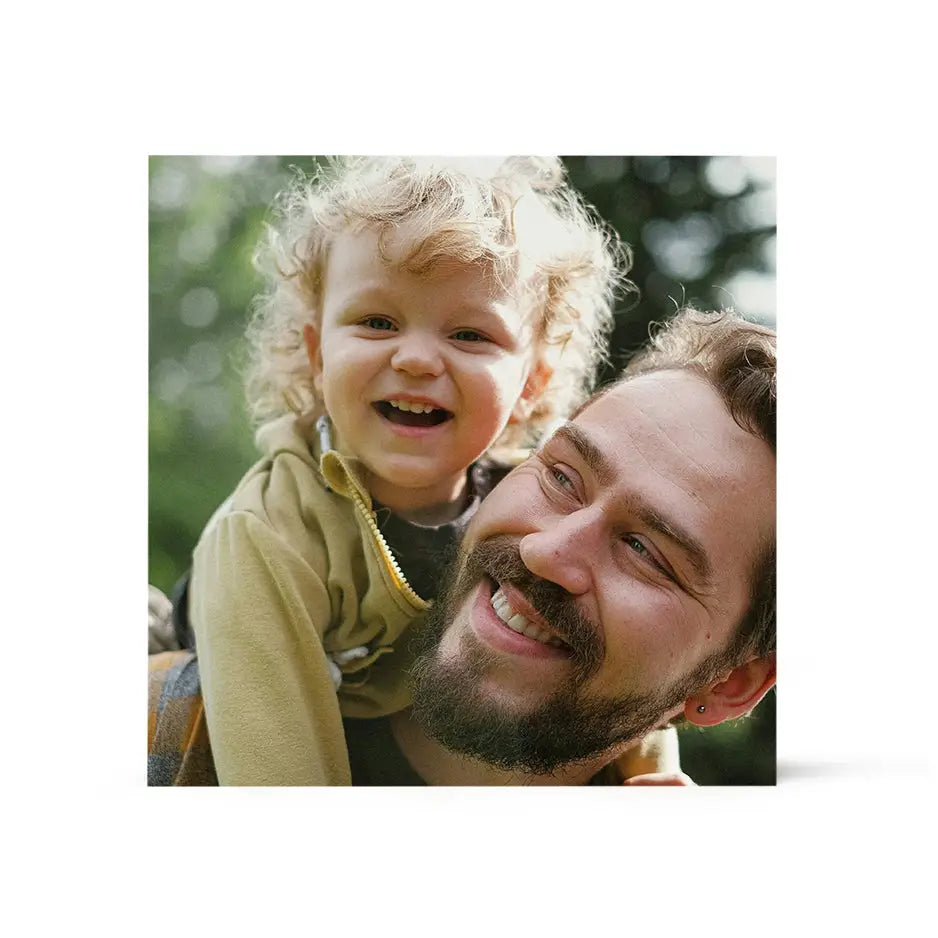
148,154,776,783
564,155,776,380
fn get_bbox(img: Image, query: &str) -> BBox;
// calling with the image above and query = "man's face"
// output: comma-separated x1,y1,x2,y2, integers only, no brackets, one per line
409,369,776,771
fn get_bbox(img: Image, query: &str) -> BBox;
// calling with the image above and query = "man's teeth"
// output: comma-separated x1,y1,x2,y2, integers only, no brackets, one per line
387,399,437,414
490,587,565,648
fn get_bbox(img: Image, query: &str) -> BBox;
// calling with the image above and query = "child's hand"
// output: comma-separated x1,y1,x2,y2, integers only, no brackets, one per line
613,726,682,780
622,772,696,786
148,585,180,654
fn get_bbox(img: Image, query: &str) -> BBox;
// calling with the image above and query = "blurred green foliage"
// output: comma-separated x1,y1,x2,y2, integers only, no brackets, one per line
148,155,776,784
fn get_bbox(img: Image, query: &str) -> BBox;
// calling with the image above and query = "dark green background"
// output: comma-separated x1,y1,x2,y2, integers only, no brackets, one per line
149,155,777,785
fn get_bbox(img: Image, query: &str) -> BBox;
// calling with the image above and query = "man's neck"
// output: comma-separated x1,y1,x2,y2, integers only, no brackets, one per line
388,709,611,786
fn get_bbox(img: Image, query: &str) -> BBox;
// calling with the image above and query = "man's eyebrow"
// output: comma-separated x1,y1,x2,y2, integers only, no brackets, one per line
551,423,615,486
549,422,713,586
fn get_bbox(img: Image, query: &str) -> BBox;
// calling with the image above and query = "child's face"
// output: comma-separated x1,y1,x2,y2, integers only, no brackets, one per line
308,227,547,514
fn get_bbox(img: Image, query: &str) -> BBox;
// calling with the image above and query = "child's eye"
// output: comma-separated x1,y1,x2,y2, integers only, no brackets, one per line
451,329,489,343
362,316,396,331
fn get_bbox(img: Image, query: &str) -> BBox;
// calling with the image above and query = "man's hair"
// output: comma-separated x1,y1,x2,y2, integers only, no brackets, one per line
243,156,634,448
590,307,777,684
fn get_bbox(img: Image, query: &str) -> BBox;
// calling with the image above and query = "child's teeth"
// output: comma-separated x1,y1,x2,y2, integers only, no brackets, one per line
388,400,434,414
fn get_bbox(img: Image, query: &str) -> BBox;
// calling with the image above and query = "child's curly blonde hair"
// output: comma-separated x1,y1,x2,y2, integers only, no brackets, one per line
244,156,634,449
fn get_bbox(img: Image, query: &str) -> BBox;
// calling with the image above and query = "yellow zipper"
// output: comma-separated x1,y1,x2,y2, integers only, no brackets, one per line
348,487,429,610
315,413,429,611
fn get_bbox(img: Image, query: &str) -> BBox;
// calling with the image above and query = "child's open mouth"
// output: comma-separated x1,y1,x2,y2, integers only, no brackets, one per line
374,399,453,428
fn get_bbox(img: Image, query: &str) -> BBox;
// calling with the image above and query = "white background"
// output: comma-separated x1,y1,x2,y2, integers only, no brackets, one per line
2,1,933,935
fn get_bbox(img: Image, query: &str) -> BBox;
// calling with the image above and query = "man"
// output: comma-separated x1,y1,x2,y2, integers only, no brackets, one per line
149,308,776,785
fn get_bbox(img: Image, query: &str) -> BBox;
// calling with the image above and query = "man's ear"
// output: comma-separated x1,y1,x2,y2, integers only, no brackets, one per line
510,359,553,424
303,323,324,395
684,653,776,727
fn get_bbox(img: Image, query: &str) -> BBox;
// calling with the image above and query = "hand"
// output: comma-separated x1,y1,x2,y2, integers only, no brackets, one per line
622,772,696,786
148,585,181,654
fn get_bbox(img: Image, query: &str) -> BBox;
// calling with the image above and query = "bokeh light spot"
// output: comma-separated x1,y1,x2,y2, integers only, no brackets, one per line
741,156,775,187
585,155,627,183
180,287,220,328
703,156,748,197
152,358,190,403
717,270,776,322
736,189,776,230
642,213,722,280
177,224,219,266
201,155,257,176
150,164,191,209
185,341,223,383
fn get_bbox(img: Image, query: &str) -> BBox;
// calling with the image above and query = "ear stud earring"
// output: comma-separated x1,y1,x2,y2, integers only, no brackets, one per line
696,705,707,713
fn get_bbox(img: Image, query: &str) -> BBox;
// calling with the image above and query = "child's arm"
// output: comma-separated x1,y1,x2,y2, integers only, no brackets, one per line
190,509,352,785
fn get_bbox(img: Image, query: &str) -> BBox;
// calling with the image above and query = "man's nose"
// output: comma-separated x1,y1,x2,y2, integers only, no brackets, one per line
517,510,599,597
390,332,444,377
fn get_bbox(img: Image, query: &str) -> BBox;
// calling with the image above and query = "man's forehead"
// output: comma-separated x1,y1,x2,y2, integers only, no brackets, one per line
574,370,752,462
583,369,716,423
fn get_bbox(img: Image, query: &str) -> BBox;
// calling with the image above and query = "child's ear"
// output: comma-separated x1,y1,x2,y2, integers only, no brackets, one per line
510,360,553,424
303,323,324,395
684,653,776,727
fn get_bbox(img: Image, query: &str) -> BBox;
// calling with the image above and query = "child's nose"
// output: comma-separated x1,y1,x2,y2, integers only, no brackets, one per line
390,333,445,378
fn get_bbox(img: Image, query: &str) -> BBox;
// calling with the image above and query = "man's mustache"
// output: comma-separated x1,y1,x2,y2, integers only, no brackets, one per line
462,535,605,679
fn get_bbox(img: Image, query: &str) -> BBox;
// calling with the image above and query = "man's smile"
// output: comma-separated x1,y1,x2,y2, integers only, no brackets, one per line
490,583,569,648
470,577,572,660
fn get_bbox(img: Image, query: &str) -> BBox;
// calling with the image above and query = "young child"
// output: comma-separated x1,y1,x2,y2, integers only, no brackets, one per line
181,156,676,784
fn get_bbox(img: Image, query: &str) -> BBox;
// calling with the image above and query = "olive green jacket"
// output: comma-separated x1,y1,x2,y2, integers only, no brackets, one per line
190,414,430,785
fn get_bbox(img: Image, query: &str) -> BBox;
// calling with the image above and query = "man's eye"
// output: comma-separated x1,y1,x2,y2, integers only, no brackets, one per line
623,535,673,579
624,535,651,558
452,329,488,342
362,316,395,331
551,467,574,489
537,454,581,499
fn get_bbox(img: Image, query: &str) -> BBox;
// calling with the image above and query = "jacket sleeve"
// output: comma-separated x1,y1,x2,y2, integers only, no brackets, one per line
189,509,352,785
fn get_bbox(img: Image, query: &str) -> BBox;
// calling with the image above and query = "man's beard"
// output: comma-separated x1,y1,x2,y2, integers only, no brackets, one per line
406,536,696,776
